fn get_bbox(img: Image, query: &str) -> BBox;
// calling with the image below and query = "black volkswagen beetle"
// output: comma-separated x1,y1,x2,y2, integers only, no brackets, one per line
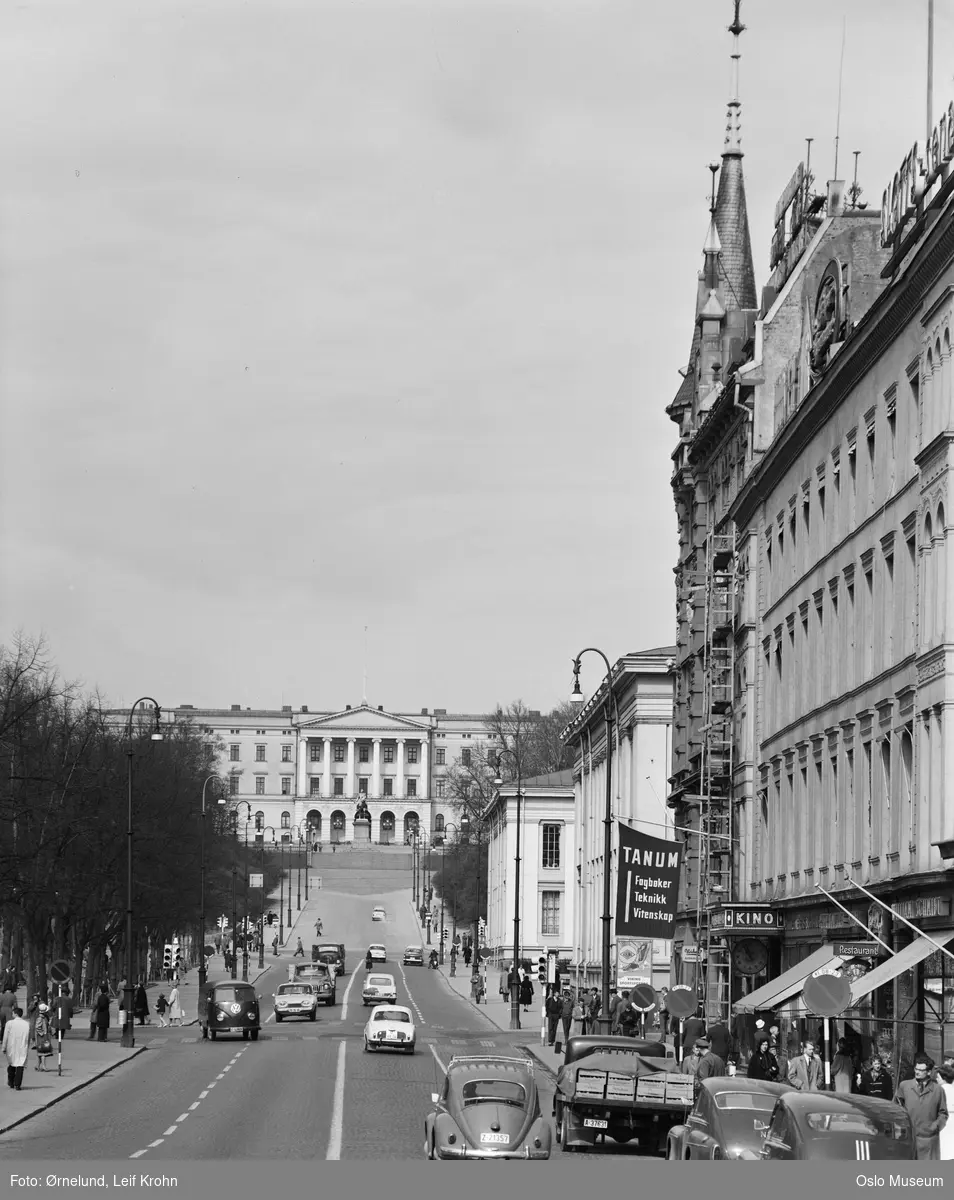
759,1092,916,1161
200,980,261,1041
425,1055,551,1160
667,1078,793,1160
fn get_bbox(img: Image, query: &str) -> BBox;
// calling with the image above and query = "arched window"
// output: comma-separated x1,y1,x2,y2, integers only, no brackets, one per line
281,811,290,829
255,811,264,832
434,813,445,832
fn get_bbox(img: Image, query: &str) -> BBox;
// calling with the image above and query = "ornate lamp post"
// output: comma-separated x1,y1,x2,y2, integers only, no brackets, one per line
233,801,253,981
256,819,271,969
122,698,163,1049
569,648,621,1036
494,745,523,1032
199,776,227,991
296,821,310,904
442,824,460,975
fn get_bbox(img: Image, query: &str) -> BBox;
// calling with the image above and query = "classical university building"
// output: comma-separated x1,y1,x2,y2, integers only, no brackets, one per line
164,699,504,846
666,11,954,1069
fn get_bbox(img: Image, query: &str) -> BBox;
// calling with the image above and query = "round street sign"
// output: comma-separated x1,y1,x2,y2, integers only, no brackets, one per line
203,946,215,958
629,983,658,1013
478,946,492,961
50,960,71,984
802,971,852,1017
666,983,698,1020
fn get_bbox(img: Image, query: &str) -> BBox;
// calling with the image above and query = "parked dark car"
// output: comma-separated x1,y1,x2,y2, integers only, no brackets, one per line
425,1055,551,1160
199,981,261,1041
759,1092,916,1161
667,1078,793,1160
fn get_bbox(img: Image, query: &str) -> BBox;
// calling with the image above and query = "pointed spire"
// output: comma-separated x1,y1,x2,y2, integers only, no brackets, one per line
714,0,756,311
723,0,746,158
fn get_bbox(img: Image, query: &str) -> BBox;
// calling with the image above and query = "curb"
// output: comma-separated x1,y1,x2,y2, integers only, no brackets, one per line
0,1046,148,1137
524,1044,560,1081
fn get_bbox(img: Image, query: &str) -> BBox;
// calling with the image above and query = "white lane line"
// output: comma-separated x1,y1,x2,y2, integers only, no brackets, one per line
396,961,426,1025
176,1113,189,1122
129,1150,148,1159
222,1065,232,1072
339,963,362,1023
216,1073,226,1079
189,1102,200,1111
163,1126,177,1136
148,1140,164,1148
429,1043,447,1075
206,1082,217,1088
325,1040,347,1160
199,1090,209,1098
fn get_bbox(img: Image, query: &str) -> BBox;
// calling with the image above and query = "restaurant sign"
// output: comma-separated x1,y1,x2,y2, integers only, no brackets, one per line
709,905,783,934
882,99,954,251
832,942,882,959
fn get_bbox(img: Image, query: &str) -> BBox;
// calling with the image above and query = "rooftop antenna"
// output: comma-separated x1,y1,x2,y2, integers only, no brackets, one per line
805,137,814,188
833,16,846,179
847,150,866,210
362,625,368,706
927,0,935,143
723,0,746,156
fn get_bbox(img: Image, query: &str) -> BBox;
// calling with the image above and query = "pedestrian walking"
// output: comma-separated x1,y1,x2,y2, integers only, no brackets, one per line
894,1054,948,1160
570,995,585,1039
545,989,562,1045
746,1035,780,1082
167,984,183,1027
520,975,534,1014
938,1067,954,1160
294,938,304,958
586,988,601,1034
33,1004,53,1071
560,990,574,1046
2,1007,30,1090
155,993,169,1028
272,935,279,957
857,1055,894,1100
706,1014,732,1061
315,919,323,936
463,944,472,968
696,1038,727,1082
499,972,510,1002
831,1038,854,1094
682,1008,706,1057
93,984,111,1042
0,985,16,1039
51,988,73,1037
617,993,639,1038
134,982,150,1026
787,1041,822,1091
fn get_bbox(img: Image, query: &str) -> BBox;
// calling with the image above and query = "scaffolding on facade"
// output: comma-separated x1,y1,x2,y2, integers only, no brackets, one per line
695,526,737,1023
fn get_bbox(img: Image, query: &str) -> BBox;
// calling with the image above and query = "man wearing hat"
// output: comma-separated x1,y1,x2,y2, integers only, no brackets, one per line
33,1003,53,1071
695,1037,727,1094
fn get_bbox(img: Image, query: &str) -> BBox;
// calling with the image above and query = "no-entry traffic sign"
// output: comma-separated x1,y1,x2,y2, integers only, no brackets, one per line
802,970,852,1017
50,960,71,985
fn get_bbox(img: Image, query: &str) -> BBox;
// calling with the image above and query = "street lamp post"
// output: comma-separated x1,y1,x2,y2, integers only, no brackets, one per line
285,833,292,931
232,802,253,982
230,863,237,980
494,746,523,1032
569,649,621,1036
296,836,302,911
199,776,227,991
443,824,460,975
257,823,269,969
123,698,164,1049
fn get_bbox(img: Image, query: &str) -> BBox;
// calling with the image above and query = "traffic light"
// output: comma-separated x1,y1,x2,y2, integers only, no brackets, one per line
267,912,276,926
442,929,449,942
173,944,182,973
162,944,173,971
537,956,547,985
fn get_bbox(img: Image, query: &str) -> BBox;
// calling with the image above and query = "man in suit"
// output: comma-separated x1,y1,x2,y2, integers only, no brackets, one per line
787,1040,823,1091
681,1007,706,1059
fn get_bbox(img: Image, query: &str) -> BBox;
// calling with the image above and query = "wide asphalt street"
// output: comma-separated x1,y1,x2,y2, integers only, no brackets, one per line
0,861,595,1162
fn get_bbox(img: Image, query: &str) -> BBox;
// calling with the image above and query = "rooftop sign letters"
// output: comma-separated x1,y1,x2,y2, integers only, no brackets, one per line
710,904,783,934
882,100,954,251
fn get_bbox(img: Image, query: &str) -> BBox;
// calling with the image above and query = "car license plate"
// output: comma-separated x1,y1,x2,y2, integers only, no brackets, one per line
584,1119,609,1129
480,1133,510,1145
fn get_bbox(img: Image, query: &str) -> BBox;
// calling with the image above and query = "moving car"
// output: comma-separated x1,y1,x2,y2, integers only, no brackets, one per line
364,1004,416,1053
367,943,387,963
667,1078,793,1160
759,1092,916,1161
425,1055,551,1160
403,945,424,966
288,962,337,1004
362,972,398,1005
372,906,386,922
273,982,319,1022
200,981,261,1041
314,943,345,976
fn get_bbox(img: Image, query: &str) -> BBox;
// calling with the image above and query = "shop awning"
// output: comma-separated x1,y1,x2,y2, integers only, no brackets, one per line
848,929,954,1006
734,945,845,1013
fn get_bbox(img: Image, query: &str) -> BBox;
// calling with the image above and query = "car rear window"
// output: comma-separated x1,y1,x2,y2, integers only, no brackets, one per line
278,985,312,995
461,1080,526,1108
716,1093,776,1112
214,987,255,1004
368,976,392,987
373,1009,411,1022
806,1113,879,1136
295,964,329,977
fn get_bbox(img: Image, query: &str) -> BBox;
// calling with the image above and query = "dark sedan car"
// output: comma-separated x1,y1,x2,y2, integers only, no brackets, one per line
425,1055,551,1160
759,1091,916,1161
667,1078,793,1160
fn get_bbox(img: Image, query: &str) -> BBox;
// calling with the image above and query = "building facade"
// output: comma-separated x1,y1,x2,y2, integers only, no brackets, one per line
164,700,498,845
562,649,676,993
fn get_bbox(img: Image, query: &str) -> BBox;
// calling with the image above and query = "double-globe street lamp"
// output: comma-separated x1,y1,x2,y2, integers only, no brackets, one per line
440,824,461,974
296,821,312,907
569,648,621,1036
199,776,227,991
260,827,288,946
493,743,523,1032
122,698,164,1050
232,801,255,981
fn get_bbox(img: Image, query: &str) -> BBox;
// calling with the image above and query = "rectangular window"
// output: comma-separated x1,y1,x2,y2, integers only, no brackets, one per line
255,744,266,762
358,777,369,796
436,779,445,797
461,748,472,767
334,744,345,763
281,744,292,763
541,891,560,937
229,774,239,796
407,779,417,797
383,778,393,797
310,743,321,762
384,746,395,763
436,748,445,766
542,823,561,869
359,745,369,763
255,777,265,795
229,744,240,762
333,778,344,796
281,811,290,829
281,776,292,795
407,745,419,764
309,778,321,795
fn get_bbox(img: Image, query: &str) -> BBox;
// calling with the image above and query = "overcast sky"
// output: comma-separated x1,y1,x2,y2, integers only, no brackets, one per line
1,0,951,716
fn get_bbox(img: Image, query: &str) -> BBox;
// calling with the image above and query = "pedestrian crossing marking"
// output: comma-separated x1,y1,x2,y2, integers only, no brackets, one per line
146,1039,165,1048
179,1037,198,1043
479,1040,496,1048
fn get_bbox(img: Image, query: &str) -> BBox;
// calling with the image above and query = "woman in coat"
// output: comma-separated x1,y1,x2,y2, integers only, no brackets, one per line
133,983,149,1026
33,1003,53,1071
831,1038,855,1094
167,984,183,1027
94,984,111,1042
519,975,534,1013
746,1036,780,1082
569,996,585,1039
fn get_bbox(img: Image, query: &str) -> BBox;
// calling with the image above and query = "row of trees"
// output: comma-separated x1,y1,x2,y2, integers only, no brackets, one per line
0,636,283,1004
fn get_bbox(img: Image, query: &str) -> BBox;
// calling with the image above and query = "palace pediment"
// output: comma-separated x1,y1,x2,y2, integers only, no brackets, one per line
297,704,430,736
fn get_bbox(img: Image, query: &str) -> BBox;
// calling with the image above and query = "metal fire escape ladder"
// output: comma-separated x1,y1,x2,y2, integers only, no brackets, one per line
696,527,737,1023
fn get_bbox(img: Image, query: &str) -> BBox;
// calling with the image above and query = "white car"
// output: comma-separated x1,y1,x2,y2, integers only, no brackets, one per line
272,982,318,1022
367,943,387,963
364,1004,416,1054
362,972,397,1005
372,906,386,922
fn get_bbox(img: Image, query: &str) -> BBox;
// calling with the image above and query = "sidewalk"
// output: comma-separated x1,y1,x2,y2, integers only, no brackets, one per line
0,871,319,1135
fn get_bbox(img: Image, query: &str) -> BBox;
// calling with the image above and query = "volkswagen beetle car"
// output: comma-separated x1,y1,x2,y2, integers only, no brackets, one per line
759,1092,916,1161
200,981,261,1041
667,1078,793,1160
403,945,424,966
367,943,387,963
425,1055,551,1160
273,982,319,1022
364,1004,416,1053
362,972,397,1005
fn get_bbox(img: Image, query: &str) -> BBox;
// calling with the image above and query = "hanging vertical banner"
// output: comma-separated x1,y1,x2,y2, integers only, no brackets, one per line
616,937,653,988
616,824,683,939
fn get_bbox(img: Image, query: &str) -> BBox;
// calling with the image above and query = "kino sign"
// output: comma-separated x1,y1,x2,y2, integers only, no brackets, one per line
711,905,783,932
882,98,954,251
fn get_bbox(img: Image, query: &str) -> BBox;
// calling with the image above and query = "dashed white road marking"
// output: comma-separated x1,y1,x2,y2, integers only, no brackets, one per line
148,1140,164,1148
396,961,426,1025
339,963,362,1022
162,1126,177,1136
199,1090,209,1098
129,1150,148,1158
176,1112,189,1122
189,1102,200,1110
325,1040,347,1160
429,1044,447,1074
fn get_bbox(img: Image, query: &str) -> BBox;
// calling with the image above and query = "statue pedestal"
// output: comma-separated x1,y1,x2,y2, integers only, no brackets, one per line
353,818,371,845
